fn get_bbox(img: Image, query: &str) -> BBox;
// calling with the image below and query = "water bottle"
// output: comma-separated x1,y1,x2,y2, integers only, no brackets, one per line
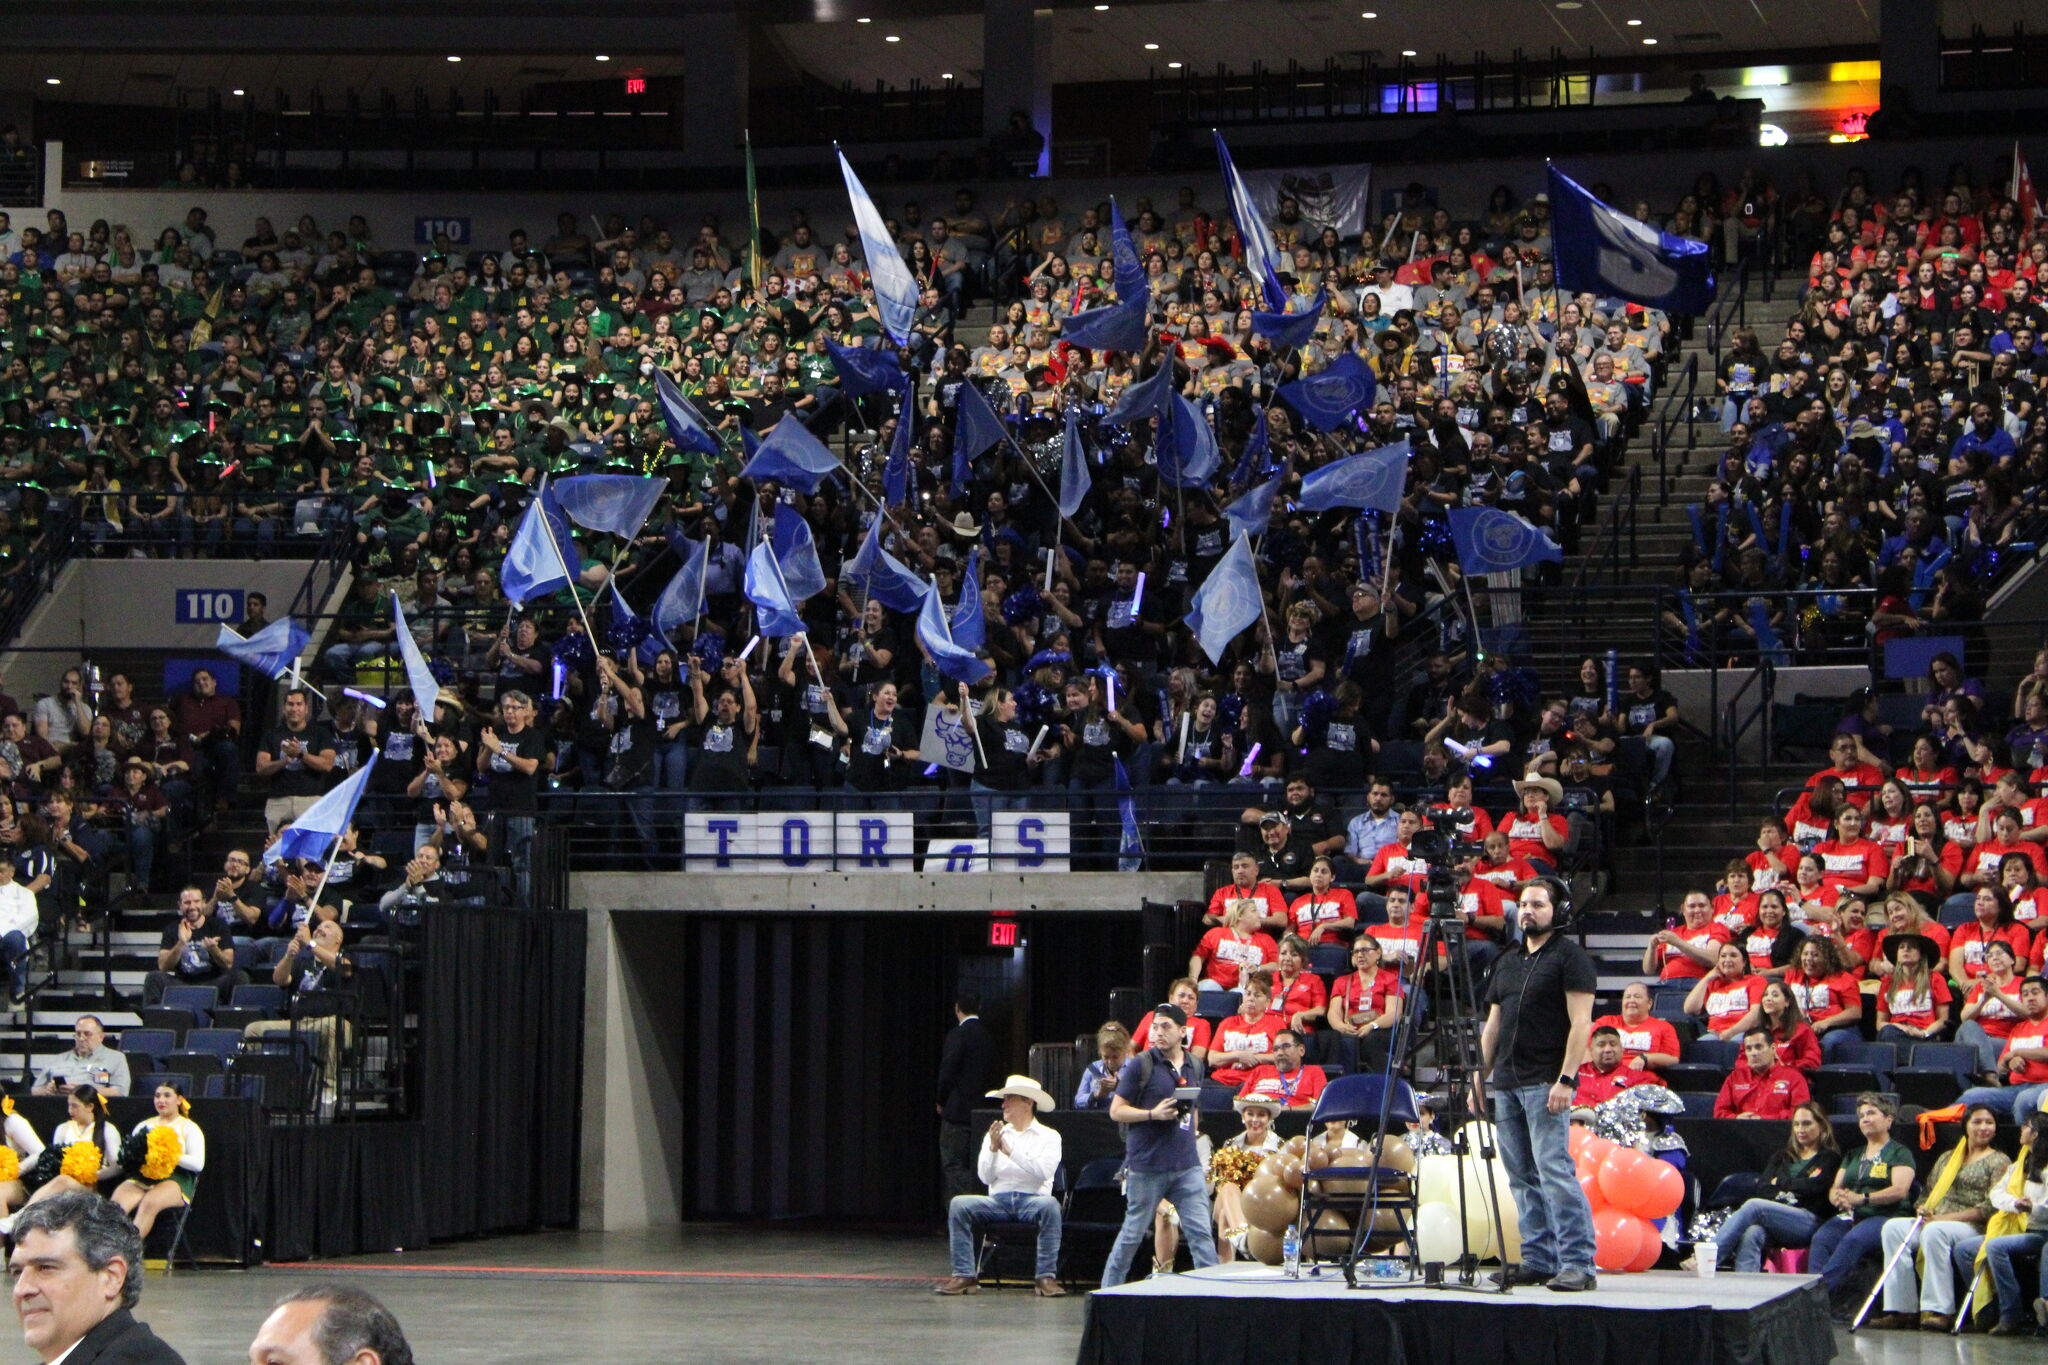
1282,1224,1301,1279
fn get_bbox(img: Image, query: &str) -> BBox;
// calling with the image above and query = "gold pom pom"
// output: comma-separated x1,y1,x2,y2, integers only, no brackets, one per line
0,1147,19,1183
59,1141,100,1185
139,1125,182,1182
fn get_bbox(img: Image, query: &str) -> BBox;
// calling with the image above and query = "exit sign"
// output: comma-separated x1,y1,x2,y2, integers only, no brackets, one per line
624,75,646,95
987,919,1017,948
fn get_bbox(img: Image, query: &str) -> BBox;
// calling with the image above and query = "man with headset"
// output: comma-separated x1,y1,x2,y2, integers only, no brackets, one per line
1474,877,1600,1291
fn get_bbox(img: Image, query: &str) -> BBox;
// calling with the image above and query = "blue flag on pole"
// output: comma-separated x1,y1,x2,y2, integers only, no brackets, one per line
1186,532,1264,665
1277,351,1378,432
740,416,841,493
744,541,807,638
1104,363,1174,426
272,756,379,864
1223,476,1283,541
1251,289,1326,350
1114,754,1145,872
654,372,723,458
1297,439,1411,514
1447,506,1564,575
950,551,986,651
1229,409,1275,489
1057,298,1148,355
389,593,443,718
882,388,915,506
500,487,582,605
837,146,921,345
845,513,927,613
955,380,1010,460
1214,130,1288,312
1108,196,1147,306
823,338,910,397
1058,405,1091,518
1157,394,1220,488
651,532,708,646
916,582,991,685
770,505,827,603
1547,163,1714,314
551,474,666,541
215,618,310,680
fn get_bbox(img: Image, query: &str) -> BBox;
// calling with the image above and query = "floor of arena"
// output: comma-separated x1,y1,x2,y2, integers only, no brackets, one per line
123,1228,2046,1363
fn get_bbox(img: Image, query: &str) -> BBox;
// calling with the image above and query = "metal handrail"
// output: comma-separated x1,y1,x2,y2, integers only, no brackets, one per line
1652,352,1701,508
1718,660,1777,817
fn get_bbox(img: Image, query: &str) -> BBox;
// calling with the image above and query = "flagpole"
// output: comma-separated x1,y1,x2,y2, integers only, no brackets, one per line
532,474,600,646
761,540,827,694
930,574,988,768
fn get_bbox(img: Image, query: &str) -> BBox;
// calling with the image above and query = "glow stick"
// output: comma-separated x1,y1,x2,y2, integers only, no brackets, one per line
1025,724,1049,760
1604,648,1620,716
737,635,761,661
1178,711,1191,763
1238,741,1262,778
1131,571,1145,616
426,460,437,489
342,688,388,709
1044,549,1056,591
549,656,566,700
1104,668,1117,712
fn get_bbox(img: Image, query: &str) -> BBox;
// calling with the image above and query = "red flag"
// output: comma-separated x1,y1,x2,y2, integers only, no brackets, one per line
2014,141,2039,233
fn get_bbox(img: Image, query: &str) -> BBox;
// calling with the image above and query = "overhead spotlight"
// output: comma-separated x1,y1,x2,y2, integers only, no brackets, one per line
1626,17,1642,24
1400,49,1417,56
1641,36,1657,44
856,16,871,21
446,54,462,62
232,88,245,96
942,72,953,79
1144,42,1159,49
44,77,59,85
885,34,901,41
595,55,611,62
1167,60,1183,68
1361,10,1378,16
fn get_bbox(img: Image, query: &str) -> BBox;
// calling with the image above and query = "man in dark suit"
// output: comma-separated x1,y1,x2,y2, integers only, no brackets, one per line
10,1191,185,1365
937,989,994,1200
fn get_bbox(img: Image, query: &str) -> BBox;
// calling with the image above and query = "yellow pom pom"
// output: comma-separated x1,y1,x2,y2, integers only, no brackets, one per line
0,1147,19,1183
59,1141,99,1186
139,1125,182,1182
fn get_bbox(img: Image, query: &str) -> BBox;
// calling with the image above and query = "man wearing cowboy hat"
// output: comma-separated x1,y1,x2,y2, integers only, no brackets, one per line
935,1075,1065,1298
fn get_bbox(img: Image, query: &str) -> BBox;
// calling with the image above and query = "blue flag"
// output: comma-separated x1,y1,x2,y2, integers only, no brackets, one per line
1298,439,1410,514
1104,363,1173,426
1277,351,1378,432
950,551,986,651
1548,163,1714,314
215,618,310,680
272,756,379,864
654,371,722,457
551,474,666,540
500,486,582,604
651,532,708,646
1215,130,1287,312
1251,289,1326,350
916,582,991,685
838,146,921,345
1108,196,1147,306
955,380,1010,460
1058,298,1148,354
770,505,826,603
1157,394,1220,488
1229,409,1274,489
1745,421,1794,476
823,338,910,397
1114,754,1145,872
845,513,927,613
740,416,841,493
389,592,443,719
1058,405,1092,518
1223,476,1283,541
882,388,915,506
1447,506,1564,575
744,541,807,638
1186,532,1264,665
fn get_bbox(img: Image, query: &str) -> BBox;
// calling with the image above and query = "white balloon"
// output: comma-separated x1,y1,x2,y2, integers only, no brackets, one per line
1414,1202,1463,1263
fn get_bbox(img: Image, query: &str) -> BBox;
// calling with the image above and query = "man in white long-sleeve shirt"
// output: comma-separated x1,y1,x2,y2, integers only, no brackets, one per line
935,1075,1065,1298
0,854,37,1005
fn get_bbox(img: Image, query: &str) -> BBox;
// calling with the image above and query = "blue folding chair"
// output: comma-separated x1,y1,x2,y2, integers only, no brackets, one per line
1301,1073,1421,1280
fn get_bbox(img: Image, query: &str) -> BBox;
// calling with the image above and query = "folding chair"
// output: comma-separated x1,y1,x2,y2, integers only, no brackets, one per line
1300,1073,1421,1280
230,984,287,1015
1058,1157,1128,1284
146,1174,200,1274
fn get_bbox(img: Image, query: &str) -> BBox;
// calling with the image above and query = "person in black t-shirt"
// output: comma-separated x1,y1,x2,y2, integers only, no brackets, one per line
962,685,1043,836
1620,662,1680,792
476,688,547,896
844,681,919,796
685,660,758,797
145,884,244,1004
1252,813,1316,894
255,688,338,833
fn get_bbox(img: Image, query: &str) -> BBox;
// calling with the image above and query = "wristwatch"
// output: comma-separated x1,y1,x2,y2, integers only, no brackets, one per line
1557,1073,1574,1088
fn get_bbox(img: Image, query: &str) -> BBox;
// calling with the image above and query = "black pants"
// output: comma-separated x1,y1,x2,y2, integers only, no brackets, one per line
940,1119,979,1201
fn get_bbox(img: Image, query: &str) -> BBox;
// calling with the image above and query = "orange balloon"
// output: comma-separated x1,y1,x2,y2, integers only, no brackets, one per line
1629,1159,1685,1221
1577,1169,1603,1210
1597,1147,1651,1210
1567,1126,1589,1159
1592,1207,1641,1271
1582,1134,1616,1165
1625,1221,1663,1272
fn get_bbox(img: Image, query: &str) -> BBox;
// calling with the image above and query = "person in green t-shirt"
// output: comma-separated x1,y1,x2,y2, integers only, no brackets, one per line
1806,1091,1917,1308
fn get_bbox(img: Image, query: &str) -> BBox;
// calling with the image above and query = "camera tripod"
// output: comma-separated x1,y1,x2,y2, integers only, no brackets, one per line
1344,875,1514,1293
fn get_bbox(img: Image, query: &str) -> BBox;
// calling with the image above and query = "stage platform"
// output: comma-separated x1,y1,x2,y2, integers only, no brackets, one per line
1079,1264,1835,1365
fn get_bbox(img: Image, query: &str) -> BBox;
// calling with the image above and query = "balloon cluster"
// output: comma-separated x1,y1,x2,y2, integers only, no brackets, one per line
1416,517,1454,562
1013,680,1061,730
1215,692,1246,733
1569,1128,1684,1272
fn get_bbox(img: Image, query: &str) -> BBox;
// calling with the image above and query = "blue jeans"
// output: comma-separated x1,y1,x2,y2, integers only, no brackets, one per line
1956,1082,2048,1120
1808,1212,1893,1295
1955,1021,2006,1076
1979,1231,2045,1325
1492,1082,1596,1275
127,821,157,890
969,781,1025,839
1645,734,1674,787
654,739,689,790
1102,1165,1216,1287
0,930,28,999
322,639,387,677
1714,1198,1820,1271
502,814,536,904
1819,1028,1866,1062
949,1192,1062,1278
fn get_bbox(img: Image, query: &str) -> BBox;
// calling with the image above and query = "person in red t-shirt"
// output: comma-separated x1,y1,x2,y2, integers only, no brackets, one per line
1685,942,1768,1040
1875,934,1952,1042
1472,830,1538,892
1427,775,1494,845
1812,805,1890,898
1369,886,1446,983
1786,777,1848,847
1868,893,1952,976
1366,809,1431,897
1286,858,1359,945
1784,935,1863,1059
1263,937,1329,1035
1896,735,1959,805
1713,860,1761,934
1806,733,1885,809
1135,978,1216,1057
1960,808,2048,904
1203,851,1291,930
1955,941,2026,1078
1746,817,1793,894
1957,977,2048,1117
1591,982,1681,1072
1947,884,2034,987
1502,773,1569,868
1998,855,2048,933
1741,890,1801,979
1756,982,1822,1072
1641,890,1729,983
1571,1026,1650,1116
1233,1030,1328,1108
1450,857,1509,973
1864,779,1915,851
1324,933,1404,1072
1209,981,1287,1086
1191,900,1280,993
1888,803,1965,901
1714,1029,1813,1119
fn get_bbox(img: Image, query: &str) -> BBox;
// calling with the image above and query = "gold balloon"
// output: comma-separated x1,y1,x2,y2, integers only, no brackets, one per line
1270,1151,1305,1192
1282,1135,1308,1160
1305,1136,1339,1172
1244,1226,1286,1265
1367,1135,1418,1174
1308,1209,1353,1259
1242,1169,1299,1237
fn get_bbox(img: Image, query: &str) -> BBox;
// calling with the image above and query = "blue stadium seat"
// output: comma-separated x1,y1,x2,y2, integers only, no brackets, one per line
181,1028,245,1059
231,985,287,1015
1196,990,1239,1022
160,986,219,1025
119,1028,177,1070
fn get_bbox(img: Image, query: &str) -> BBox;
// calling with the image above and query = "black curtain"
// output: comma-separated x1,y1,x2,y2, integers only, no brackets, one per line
262,1123,429,1262
420,905,586,1240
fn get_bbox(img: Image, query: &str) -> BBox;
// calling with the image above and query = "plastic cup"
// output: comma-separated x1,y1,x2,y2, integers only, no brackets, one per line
1694,1244,1718,1278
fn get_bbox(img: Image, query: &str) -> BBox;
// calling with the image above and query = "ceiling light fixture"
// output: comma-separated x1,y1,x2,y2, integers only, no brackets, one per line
446,54,462,62
1555,1,1582,8
885,34,901,41
1361,9,1377,16
1094,3,1109,8
1626,17,1642,24
232,88,245,96
1167,60,1183,68
44,77,59,85
1144,42,1159,49
595,54,611,62
1400,49,1417,56
1641,36,1657,44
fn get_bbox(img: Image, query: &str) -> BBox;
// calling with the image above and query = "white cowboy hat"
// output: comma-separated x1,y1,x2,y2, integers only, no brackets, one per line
986,1074,1056,1112
1511,772,1564,805
1233,1091,1282,1115
948,510,983,537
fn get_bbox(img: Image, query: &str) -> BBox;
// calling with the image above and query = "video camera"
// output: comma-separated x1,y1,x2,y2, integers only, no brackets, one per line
1408,809,1486,921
